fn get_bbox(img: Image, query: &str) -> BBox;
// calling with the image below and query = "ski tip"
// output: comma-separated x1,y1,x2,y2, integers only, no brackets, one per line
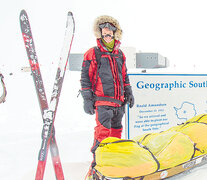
67,11,73,17
19,9,28,21
20,9,27,15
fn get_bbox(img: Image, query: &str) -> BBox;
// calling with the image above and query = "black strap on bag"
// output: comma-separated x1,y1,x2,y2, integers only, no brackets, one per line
93,47,124,105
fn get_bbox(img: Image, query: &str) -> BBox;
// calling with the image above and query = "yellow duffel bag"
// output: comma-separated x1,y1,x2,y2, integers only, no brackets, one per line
167,114,207,132
176,122,207,157
185,114,207,124
166,114,207,157
134,131,195,170
95,137,158,178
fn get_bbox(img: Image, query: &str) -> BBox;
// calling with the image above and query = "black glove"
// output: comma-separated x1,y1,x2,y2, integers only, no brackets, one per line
124,86,134,108
81,89,95,115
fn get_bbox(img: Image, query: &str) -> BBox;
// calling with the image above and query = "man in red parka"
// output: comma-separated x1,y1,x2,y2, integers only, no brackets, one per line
80,15,134,179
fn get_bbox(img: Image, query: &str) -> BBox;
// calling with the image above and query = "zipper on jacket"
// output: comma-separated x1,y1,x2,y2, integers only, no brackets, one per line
112,55,121,100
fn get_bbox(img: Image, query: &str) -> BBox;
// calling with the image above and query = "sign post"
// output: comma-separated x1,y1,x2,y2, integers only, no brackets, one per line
126,73,207,139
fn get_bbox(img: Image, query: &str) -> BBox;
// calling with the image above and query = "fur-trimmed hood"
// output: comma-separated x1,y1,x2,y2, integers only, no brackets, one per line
93,15,122,40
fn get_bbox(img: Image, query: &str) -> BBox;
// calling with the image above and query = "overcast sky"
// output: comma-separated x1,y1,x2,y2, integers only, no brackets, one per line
1,0,207,72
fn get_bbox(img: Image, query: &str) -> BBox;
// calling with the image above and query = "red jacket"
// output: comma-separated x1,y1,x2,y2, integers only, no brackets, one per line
81,38,130,107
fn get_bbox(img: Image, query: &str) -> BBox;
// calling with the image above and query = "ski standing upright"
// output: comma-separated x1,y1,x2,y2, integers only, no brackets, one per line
20,10,75,180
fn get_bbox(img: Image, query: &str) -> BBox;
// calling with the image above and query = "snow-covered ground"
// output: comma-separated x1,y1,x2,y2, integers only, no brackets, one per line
1,0,207,178
0,68,95,180
0,67,207,180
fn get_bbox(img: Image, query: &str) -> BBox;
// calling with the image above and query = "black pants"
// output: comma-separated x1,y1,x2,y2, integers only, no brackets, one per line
91,105,125,168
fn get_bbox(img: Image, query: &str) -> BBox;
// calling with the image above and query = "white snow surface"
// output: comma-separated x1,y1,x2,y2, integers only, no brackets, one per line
1,0,207,179
0,69,95,180
0,67,207,180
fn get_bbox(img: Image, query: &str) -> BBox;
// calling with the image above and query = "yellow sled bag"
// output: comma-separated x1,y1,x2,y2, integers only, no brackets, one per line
185,114,207,124
167,114,207,157
176,122,207,157
133,131,195,170
95,137,158,178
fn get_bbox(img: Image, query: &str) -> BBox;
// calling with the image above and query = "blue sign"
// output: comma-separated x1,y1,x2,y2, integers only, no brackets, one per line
126,74,207,139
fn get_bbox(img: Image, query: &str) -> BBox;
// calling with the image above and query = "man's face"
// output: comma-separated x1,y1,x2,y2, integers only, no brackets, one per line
101,27,114,43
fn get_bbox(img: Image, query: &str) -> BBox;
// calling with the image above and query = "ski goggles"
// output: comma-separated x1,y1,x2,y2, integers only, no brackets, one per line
99,22,117,32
